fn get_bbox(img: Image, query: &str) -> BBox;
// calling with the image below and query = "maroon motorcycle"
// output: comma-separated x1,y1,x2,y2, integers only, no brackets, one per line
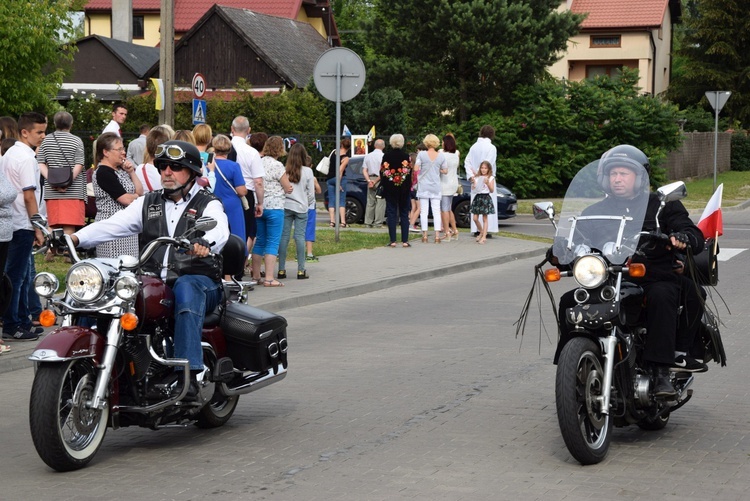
28,217,287,471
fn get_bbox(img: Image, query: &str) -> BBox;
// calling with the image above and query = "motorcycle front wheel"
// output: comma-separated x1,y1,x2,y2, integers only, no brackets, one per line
29,360,109,472
555,337,612,465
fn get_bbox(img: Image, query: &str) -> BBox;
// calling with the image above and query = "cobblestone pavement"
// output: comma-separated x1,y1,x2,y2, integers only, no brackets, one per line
1,250,748,500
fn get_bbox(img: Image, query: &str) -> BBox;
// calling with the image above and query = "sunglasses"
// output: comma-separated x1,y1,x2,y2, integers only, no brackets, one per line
155,162,186,172
155,144,188,161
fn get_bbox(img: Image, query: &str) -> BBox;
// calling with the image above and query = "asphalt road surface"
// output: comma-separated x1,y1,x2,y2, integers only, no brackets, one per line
1,220,748,500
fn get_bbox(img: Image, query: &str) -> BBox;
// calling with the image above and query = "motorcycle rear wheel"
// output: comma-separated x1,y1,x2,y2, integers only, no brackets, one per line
29,360,109,471
556,337,612,465
196,351,239,428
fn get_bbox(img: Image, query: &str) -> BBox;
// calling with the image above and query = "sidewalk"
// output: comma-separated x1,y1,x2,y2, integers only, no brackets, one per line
0,231,547,374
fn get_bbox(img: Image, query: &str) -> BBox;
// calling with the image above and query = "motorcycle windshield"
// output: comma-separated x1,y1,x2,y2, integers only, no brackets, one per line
553,160,649,266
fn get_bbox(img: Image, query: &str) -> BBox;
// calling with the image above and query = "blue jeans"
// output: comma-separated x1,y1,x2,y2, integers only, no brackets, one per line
278,209,308,272
172,275,222,370
3,230,34,334
326,177,348,210
254,208,284,256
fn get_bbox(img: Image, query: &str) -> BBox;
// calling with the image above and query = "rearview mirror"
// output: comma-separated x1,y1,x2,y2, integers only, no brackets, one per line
533,202,555,221
656,181,687,203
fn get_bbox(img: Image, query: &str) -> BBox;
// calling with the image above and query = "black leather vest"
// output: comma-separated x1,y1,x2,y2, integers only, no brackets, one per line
139,189,223,285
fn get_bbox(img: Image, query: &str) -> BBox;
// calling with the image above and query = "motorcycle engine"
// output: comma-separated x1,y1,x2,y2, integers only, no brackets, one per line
121,335,152,380
633,372,651,407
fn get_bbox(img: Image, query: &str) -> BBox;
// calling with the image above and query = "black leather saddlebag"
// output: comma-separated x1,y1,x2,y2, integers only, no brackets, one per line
221,303,288,372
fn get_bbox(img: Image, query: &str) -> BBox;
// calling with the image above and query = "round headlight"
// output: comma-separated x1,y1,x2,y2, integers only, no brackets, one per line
67,263,105,303
114,275,139,300
34,272,59,298
573,255,608,289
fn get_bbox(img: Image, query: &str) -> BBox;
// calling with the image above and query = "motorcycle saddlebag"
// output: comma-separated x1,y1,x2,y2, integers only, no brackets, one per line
221,302,288,372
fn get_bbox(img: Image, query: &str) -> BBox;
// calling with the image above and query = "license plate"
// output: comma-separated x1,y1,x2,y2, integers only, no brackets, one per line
509,204,518,211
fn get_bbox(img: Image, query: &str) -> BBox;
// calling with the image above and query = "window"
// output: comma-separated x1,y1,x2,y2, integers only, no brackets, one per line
133,15,144,40
590,35,621,48
586,65,623,79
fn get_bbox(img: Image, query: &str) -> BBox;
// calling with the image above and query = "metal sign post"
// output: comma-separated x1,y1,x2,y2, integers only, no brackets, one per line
313,48,365,241
705,91,731,192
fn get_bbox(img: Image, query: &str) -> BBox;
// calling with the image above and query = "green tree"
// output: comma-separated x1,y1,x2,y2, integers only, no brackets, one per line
0,0,85,116
454,69,682,198
667,0,750,125
364,0,583,126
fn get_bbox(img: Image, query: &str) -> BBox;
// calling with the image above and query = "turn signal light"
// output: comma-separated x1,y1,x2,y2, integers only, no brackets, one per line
120,312,139,331
39,309,56,327
544,268,561,282
628,263,646,278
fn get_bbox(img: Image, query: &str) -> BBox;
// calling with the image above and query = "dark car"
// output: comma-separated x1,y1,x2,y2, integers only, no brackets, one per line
323,157,517,227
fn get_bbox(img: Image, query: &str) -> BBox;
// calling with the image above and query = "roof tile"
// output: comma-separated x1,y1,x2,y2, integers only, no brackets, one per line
571,0,669,29
85,0,303,31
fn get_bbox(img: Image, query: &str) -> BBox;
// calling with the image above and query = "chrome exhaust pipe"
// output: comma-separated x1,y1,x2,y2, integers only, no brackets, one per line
220,364,287,396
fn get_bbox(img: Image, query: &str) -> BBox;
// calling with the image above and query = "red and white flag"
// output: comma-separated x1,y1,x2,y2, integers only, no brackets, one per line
697,183,723,239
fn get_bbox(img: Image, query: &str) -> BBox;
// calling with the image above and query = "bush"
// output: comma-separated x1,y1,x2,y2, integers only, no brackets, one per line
731,132,750,171
449,69,680,198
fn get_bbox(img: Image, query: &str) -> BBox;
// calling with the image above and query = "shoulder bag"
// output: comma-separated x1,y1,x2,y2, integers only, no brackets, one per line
48,132,74,188
315,149,335,175
214,163,250,210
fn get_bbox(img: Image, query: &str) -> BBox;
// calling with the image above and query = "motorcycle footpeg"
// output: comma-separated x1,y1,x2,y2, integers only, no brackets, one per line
209,357,235,383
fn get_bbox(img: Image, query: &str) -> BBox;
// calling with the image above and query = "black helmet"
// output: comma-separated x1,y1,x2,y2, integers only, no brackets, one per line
153,140,203,176
597,144,650,192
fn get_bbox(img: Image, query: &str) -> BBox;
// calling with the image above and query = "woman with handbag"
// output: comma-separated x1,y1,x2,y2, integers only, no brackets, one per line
325,138,351,227
36,112,86,246
208,134,247,251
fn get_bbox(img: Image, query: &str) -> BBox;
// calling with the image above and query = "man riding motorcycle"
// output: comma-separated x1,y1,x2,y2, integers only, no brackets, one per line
552,145,705,397
71,139,229,397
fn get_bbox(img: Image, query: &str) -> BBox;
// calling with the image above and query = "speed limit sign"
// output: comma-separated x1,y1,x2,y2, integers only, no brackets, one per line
192,73,206,99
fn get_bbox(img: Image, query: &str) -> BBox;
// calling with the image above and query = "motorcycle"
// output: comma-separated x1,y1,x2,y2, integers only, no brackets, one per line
519,161,725,465
27,216,287,471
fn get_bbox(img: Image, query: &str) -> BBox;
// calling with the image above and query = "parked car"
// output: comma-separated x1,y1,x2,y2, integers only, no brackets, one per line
323,157,517,227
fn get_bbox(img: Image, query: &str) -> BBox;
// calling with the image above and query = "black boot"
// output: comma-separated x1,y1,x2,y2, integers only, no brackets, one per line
652,365,676,398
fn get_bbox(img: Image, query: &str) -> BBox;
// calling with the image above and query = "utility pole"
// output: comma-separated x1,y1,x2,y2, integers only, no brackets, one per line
159,0,175,125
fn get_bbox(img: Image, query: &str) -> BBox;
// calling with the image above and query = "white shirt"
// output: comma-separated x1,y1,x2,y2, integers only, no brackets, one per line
362,148,384,177
127,134,147,165
231,135,264,190
75,183,229,279
102,120,121,136
136,163,162,193
439,150,460,196
464,137,497,178
0,141,42,231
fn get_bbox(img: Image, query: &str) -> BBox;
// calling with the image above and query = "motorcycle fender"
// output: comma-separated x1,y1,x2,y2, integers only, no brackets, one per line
28,326,105,363
553,330,598,365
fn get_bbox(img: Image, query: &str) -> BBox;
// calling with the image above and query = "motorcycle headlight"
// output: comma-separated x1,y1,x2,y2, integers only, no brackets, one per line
34,272,59,298
573,255,608,289
67,263,105,303
114,275,139,300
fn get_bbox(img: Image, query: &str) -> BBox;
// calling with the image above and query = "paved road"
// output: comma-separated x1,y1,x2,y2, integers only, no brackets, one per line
2,235,749,500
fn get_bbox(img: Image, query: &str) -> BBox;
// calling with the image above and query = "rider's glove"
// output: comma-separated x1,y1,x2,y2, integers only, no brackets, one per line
669,232,691,246
189,237,211,250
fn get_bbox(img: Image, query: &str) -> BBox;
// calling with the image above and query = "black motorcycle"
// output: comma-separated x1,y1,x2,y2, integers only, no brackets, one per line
518,161,725,465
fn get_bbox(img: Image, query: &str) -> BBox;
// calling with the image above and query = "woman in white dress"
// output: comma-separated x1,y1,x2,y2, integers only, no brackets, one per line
415,134,446,243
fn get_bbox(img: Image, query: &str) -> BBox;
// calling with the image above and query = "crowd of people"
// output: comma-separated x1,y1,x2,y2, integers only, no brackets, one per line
0,101,499,354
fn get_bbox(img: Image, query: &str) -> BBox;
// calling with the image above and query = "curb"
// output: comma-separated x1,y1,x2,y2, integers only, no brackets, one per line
252,246,547,313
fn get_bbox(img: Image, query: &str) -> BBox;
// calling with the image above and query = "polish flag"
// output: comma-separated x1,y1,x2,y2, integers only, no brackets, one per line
697,183,723,239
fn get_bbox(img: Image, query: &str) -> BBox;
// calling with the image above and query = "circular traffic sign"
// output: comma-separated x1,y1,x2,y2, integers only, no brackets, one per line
192,73,206,99
313,48,366,103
